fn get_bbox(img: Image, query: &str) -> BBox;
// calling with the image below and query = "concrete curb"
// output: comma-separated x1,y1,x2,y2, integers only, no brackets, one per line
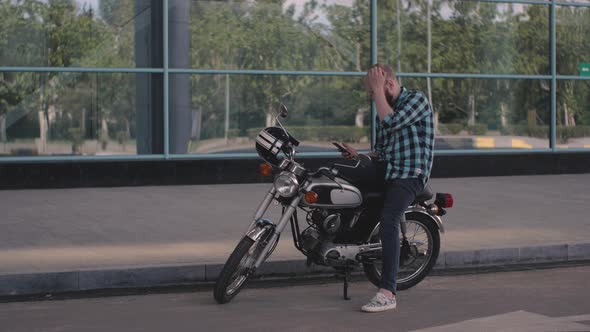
1,243,589,298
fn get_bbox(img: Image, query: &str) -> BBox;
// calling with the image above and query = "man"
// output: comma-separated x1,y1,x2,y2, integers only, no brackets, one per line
341,64,434,313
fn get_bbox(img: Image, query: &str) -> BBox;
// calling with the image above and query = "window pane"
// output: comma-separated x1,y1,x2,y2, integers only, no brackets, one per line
168,74,371,155
556,80,590,149
169,0,371,71
556,6,590,76
0,72,162,156
379,1,550,75
410,78,550,150
0,0,157,68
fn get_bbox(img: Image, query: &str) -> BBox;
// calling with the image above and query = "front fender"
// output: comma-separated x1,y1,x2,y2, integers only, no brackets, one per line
245,219,274,241
406,206,445,233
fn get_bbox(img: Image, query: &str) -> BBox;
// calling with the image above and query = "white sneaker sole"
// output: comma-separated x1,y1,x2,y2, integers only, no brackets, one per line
361,302,397,313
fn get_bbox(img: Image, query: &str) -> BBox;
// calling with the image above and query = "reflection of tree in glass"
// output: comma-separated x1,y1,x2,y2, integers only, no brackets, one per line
0,1,103,153
1,0,589,153
556,6,590,133
188,0,371,143
0,0,140,154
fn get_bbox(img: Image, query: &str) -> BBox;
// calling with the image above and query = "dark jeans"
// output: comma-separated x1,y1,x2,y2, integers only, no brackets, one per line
379,177,424,294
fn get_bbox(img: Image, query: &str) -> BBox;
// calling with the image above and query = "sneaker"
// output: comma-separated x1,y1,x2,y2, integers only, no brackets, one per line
361,292,397,313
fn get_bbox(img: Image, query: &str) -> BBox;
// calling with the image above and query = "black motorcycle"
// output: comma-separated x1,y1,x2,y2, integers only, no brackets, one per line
214,105,454,304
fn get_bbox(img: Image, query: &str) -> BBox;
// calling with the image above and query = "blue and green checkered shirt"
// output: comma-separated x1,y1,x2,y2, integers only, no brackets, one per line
374,86,434,183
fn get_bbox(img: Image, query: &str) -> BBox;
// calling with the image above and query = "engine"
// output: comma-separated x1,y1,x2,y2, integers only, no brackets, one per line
299,208,343,255
298,208,369,266
309,208,342,235
300,227,322,254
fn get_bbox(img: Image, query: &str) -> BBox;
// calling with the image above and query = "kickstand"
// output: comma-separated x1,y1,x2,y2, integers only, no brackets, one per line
343,266,351,301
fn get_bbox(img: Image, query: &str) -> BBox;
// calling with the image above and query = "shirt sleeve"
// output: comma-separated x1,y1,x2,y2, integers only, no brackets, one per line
373,120,384,155
380,92,431,131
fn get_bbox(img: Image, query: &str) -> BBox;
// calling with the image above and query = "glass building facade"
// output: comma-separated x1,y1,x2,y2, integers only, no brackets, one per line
0,0,589,162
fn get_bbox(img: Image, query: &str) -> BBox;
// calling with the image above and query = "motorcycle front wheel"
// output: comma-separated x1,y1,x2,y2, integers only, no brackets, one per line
363,213,440,291
214,229,278,304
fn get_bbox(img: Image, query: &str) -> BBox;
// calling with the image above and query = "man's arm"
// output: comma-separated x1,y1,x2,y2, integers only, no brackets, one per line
371,121,383,159
365,67,394,123
366,66,430,130
340,142,380,160
366,151,380,159
380,92,431,131
374,87,393,122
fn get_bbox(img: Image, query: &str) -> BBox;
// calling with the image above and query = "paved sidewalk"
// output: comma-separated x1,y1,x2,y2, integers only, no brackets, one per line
0,174,589,295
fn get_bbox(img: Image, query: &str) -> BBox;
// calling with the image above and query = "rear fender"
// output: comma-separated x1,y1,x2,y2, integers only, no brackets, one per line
406,206,445,233
366,205,445,243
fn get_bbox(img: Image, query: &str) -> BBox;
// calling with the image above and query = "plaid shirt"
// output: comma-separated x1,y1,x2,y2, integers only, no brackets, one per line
374,87,434,184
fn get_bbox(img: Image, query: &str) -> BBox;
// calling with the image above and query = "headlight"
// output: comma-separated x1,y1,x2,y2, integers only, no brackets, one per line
274,171,299,197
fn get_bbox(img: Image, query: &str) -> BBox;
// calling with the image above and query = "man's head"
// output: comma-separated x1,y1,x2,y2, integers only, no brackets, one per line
365,64,401,107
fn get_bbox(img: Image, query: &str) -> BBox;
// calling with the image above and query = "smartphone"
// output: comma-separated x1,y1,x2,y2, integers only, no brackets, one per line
332,142,348,153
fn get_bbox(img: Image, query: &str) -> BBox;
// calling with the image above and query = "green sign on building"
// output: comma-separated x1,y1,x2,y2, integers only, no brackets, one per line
581,63,590,77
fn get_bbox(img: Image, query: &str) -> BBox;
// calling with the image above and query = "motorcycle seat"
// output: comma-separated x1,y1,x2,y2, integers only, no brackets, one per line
412,184,433,204
364,184,433,205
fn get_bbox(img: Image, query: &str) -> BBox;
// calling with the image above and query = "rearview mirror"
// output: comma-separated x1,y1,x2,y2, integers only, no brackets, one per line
279,104,288,118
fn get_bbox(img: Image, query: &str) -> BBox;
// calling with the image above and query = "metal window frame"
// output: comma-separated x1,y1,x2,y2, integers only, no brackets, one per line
164,0,170,158
1,0,589,163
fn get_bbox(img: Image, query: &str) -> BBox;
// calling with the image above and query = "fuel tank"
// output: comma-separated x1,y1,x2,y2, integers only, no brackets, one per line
302,175,363,208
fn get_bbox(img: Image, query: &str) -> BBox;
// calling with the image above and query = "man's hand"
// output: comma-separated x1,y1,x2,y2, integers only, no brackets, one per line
366,151,380,159
365,65,394,122
364,66,386,99
340,142,359,160
339,143,380,161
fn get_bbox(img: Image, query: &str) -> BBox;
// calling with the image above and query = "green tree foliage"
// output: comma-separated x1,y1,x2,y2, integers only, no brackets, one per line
1,0,589,152
0,0,138,149
555,6,590,127
187,0,371,139
378,1,575,134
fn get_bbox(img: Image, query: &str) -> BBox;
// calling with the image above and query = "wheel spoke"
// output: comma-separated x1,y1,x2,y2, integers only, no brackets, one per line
411,230,426,239
412,223,419,239
225,234,276,296
367,219,435,286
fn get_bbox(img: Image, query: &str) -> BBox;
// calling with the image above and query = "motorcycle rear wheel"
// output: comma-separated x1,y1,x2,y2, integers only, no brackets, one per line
363,213,440,291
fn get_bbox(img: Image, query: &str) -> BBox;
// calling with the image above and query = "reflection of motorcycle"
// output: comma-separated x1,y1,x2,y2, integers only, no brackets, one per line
214,104,454,304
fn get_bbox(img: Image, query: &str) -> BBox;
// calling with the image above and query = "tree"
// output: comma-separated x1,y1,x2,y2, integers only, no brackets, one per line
512,4,551,127
186,0,363,142
555,6,590,127
0,0,45,144
0,0,132,153
95,0,136,147
323,0,371,128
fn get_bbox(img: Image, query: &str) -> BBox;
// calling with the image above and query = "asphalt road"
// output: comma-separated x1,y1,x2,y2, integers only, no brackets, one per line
1,266,589,332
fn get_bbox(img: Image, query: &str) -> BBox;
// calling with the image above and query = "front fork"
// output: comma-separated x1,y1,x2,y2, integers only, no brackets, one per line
245,186,302,269
246,186,277,233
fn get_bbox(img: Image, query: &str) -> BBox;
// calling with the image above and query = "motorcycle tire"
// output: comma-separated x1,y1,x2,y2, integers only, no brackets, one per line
363,212,440,291
214,228,278,304
213,236,258,304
